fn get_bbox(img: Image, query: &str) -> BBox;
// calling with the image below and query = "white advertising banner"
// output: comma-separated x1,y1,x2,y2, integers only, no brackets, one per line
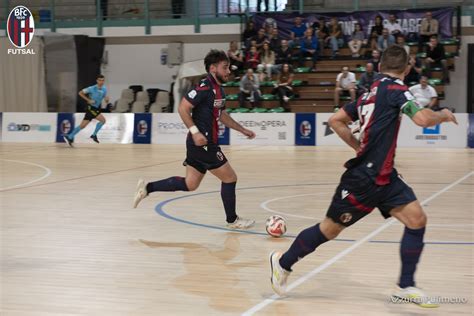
316,113,358,146
398,113,468,148
152,113,188,144
73,113,134,144
2,112,57,142
230,113,295,145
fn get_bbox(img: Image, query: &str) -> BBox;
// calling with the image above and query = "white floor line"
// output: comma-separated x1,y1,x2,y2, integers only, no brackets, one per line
242,170,474,316
0,159,52,191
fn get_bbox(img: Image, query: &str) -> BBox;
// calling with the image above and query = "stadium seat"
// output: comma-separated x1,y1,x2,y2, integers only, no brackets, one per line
132,91,149,113
261,94,276,101
225,94,239,101
268,107,285,113
250,107,268,113
129,85,144,101
114,88,134,113
232,107,250,113
149,91,169,113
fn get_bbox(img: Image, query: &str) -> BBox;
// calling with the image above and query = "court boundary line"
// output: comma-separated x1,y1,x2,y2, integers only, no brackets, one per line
241,170,474,316
0,159,52,191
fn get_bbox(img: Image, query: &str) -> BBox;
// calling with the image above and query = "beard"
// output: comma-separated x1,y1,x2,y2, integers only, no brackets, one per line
215,72,228,83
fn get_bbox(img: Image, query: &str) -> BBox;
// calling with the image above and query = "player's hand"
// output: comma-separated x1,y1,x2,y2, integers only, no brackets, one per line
441,108,458,125
87,99,95,105
192,132,208,146
104,96,110,103
242,128,256,139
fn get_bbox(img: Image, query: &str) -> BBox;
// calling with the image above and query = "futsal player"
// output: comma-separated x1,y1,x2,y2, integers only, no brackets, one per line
63,74,109,146
133,50,257,229
270,45,458,307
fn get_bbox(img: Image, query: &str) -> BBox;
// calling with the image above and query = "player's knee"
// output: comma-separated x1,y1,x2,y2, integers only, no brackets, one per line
406,211,427,229
320,217,344,240
186,180,200,191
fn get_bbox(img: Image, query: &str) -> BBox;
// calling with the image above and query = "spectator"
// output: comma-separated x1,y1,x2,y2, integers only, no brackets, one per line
369,49,381,71
368,15,384,54
245,45,260,70
268,27,281,51
275,39,292,66
409,76,438,109
404,53,423,85
273,63,294,111
298,28,318,71
348,23,366,58
424,35,449,83
257,42,276,81
253,28,268,51
327,17,343,58
257,0,269,12
290,17,307,47
334,66,356,107
246,39,257,53
396,35,410,55
239,68,261,109
419,11,439,51
358,63,378,93
242,21,257,47
377,28,395,52
386,14,402,38
227,41,244,79
315,17,329,53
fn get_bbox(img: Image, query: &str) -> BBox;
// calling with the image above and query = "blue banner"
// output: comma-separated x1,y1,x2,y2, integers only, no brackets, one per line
218,121,230,145
134,113,152,144
469,114,474,148
56,113,75,142
295,113,316,146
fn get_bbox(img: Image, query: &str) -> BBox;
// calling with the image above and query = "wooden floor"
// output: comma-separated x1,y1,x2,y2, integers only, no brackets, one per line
1,143,473,315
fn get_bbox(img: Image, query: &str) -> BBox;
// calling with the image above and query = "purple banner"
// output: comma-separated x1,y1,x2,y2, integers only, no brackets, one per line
253,7,454,41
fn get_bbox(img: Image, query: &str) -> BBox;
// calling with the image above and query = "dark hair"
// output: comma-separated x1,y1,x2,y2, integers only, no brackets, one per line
380,44,408,74
375,15,383,25
97,74,105,79
353,23,362,34
204,49,229,72
430,35,438,40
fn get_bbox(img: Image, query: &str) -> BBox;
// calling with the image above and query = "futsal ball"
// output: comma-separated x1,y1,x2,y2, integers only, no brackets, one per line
265,215,287,237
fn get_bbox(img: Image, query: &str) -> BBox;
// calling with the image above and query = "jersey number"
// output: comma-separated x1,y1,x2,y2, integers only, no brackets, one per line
358,103,375,138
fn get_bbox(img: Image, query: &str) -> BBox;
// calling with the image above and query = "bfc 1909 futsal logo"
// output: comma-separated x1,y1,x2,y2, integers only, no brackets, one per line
7,6,36,55
137,120,149,135
299,121,312,137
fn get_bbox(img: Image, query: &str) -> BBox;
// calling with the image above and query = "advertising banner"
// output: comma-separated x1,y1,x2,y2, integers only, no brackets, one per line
56,113,75,143
133,113,152,144
295,113,316,146
72,113,134,144
152,113,188,144
2,112,57,142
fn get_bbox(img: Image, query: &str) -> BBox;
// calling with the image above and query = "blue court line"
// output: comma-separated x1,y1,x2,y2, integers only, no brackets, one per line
154,183,474,245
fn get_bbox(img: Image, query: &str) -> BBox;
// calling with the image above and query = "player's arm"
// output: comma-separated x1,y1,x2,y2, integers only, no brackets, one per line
103,88,110,103
78,89,94,105
178,97,208,146
402,100,457,127
219,111,256,139
328,105,360,152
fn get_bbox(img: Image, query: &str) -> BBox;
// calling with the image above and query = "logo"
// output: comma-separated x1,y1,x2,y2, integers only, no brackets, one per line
188,90,197,99
216,151,224,161
137,120,148,135
416,124,446,142
340,213,352,224
423,125,440,135
341,189,350,200
213,98,225,108
239,120,287,131
299,120,312,137
7,6,36,55
8,122,51,132
218,121,226,136
60,120,72,134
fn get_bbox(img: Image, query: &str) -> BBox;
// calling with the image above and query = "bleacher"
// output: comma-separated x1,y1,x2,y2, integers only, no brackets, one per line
223,38,460,113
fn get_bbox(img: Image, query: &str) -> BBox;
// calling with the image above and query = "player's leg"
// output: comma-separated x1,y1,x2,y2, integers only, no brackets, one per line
133,165,204,208
64,119,90,146
334,87,342,107
209,162,255,229
90,113,106,143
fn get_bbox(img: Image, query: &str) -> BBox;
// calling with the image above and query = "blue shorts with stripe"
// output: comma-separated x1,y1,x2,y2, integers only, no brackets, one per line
326,168,417,227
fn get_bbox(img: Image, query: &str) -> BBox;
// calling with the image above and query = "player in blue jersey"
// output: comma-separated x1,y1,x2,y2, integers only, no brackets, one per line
133,50,257,229
270,45,457,307
63,74,109,146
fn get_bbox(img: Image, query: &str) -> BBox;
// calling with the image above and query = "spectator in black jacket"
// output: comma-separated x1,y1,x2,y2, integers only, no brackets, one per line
424,36,449,83
358,63,378,93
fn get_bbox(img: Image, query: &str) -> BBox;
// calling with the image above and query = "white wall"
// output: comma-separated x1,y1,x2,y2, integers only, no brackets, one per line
101,42,229,102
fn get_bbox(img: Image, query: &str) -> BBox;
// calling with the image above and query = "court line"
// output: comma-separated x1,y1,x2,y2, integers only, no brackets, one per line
241,170,474,316
0,159,52,191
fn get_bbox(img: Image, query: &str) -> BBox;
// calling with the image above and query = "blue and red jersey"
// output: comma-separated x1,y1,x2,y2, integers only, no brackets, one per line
342,75,419,185
184,74,226,146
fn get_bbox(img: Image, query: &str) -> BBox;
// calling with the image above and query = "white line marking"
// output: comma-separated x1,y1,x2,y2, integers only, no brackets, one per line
0,159,52,191
260,193,327,220
242,170,474,316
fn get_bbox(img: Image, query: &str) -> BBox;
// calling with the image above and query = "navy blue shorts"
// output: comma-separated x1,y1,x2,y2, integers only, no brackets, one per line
326,168,417,227
183,144,228,174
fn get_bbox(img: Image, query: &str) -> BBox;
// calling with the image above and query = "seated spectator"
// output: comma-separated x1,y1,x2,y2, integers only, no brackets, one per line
311,17,328,50
396,35,410,55
289,17,307,47
298,28,318,71
326,17,344,58
358,63,378,93
257,42,276,81
369,49,381,72
419,11,439,51
424,35,449,83
242,20,257,48
275,39,292,66
227,41,244,79
252,28,268,51
369,15,384,53
272,63,294,111
377,28,395,52
348,23,366,58
386,14,402,38
245,45,260,70
268,27,281,51
334,66,356,107
239,69,261,109
409,76,438,109
404,53,423,85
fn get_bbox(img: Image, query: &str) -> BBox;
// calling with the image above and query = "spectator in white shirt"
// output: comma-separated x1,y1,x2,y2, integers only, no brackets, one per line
409,76,438,109
334,66,356,107
386,14,402,37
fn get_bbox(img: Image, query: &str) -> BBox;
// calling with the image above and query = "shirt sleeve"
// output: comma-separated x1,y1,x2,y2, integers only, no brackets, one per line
350,73,356,82
184,83,209,107
430,86,438,98
336,73,342,82
390,87,423,118
82,86,92,94
342,100,359,121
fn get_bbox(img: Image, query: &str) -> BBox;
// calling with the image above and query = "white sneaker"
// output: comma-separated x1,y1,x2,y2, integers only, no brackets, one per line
133,179,148,208
391,286,440,308
283,96,290,102
269,251,290,296
226,216,255,229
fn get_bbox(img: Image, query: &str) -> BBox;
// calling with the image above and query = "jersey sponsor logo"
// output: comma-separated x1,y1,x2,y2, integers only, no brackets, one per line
7,6,35,54
216,151,224,161
188,90,197,99
137,120,148,135
340,212,353,224
299,120,312,137
214,98,225,108
341,189,350,200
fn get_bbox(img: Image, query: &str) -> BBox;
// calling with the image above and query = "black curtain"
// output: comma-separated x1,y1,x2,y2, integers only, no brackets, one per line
468,43,473,114
74,35,105,111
